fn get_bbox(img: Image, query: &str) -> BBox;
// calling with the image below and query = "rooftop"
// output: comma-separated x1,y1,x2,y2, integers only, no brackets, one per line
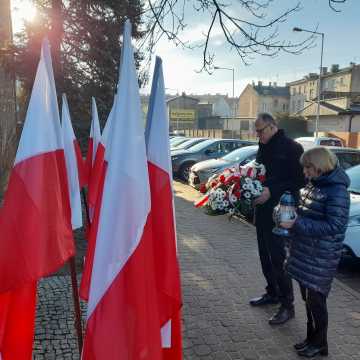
253,83,289,97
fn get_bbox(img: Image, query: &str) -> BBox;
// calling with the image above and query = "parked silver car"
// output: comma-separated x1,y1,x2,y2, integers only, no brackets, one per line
295,136,343,150
327,147,360,170
189,145,258,189
171,139,256,180
343,164,360,258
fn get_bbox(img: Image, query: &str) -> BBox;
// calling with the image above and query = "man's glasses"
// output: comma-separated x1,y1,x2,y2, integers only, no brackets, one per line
255,123,271,135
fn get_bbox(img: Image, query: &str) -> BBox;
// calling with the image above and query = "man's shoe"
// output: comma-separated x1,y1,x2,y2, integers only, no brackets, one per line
297,344,328,357
249,294,279,306
268,306,295,325
294,339,310,351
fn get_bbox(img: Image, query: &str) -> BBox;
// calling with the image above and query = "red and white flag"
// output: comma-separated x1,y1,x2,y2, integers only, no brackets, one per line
84,97,101,186
61,94,83,230
79,104,114,299
0,38,74,359
81,20,162,359
145,56,183,360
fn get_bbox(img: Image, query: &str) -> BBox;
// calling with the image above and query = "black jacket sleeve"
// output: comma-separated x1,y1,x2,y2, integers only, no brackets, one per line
266,142,305,201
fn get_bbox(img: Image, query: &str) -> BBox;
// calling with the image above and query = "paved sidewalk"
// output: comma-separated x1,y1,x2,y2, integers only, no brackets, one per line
175,181,360,360
34,181,360,359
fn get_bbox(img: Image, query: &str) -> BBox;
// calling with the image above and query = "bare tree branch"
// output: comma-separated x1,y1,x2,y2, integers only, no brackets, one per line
139,0,347,73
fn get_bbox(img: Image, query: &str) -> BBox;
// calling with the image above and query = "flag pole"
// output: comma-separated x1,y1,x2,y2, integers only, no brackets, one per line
81,189,91,226
69,257,83,353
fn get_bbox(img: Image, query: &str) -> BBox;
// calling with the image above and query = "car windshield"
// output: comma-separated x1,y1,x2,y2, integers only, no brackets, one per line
170,137,183,143
186,139,216,152
222,146,258,162
175,138,205,150
346,165,360,194
170,138,189,147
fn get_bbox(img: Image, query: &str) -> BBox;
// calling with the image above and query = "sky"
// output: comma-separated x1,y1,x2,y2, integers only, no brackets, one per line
11,0,360,97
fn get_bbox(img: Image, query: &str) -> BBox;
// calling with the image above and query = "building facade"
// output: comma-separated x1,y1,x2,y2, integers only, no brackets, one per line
290,63,360,147
289,63,360,115
238,82,290,119
167,93,200,130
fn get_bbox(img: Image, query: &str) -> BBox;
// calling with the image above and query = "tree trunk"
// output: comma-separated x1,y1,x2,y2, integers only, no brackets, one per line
49,0,64,94
0,0,17,199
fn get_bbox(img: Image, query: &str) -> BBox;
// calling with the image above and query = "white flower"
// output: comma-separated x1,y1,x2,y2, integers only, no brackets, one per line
209,192,216,201
258,164,266,175
216,192,224,200
229,208,235,215
244,191,251,199
244,177,252,184
229,194,237,203
242,183,251,190
223,200,229,207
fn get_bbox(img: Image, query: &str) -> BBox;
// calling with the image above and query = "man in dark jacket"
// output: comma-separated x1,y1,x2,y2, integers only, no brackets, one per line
250,112,304,325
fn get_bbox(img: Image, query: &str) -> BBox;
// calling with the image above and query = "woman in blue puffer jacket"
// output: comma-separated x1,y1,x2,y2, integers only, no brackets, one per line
281,147,350,358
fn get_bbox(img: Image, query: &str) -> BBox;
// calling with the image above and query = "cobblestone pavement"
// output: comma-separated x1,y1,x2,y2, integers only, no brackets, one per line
34,181,360,359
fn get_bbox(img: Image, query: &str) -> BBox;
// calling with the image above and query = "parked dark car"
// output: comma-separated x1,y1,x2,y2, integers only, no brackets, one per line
171,139,256,180
189,145,258,189
171,137,208,151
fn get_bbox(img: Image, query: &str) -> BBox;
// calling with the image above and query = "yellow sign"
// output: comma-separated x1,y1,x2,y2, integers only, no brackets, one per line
170,108,195,121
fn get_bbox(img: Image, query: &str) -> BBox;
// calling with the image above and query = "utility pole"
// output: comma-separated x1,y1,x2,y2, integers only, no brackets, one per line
0,0,17,195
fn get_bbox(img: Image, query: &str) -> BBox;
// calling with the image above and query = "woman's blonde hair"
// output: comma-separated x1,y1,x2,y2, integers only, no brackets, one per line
300,147,338,174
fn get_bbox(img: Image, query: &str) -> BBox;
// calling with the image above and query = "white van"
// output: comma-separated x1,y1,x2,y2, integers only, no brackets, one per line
295,136,343,150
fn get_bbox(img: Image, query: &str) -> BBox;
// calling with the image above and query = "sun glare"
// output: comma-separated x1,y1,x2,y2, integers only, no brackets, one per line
13,0,37,28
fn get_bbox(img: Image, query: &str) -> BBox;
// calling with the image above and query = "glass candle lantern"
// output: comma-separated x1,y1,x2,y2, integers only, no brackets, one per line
272,191,297,237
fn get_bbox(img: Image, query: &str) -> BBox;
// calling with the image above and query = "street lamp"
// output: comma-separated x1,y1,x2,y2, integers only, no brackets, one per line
214,66,235,138
293,27,325,138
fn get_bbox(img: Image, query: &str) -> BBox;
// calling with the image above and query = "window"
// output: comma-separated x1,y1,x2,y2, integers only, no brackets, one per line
319,139,343,147
221,141,239,154
283,104,286,111
262,103,267,111
336,153,360,170
204,142,221,155
274,99,279,107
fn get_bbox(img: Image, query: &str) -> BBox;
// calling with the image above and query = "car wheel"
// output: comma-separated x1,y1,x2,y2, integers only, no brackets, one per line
180,162,194,181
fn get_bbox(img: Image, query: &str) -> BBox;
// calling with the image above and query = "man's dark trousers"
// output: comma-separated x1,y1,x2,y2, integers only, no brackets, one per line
256,218,294,309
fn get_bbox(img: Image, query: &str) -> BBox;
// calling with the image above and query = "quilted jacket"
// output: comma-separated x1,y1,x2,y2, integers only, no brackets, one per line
286,166,350,296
